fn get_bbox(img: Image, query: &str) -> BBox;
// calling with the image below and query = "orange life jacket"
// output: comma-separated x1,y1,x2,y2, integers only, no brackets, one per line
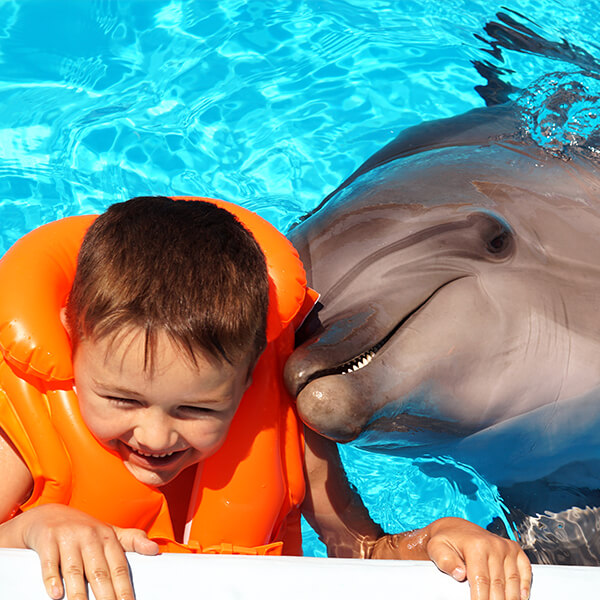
0,197,318,556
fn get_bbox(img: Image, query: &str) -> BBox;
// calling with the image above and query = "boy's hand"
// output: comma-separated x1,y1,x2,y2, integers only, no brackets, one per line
14,504,159,600
370,517,531,600
301,430,531,599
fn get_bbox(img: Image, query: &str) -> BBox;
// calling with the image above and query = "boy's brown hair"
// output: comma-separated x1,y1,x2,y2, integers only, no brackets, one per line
65,196,269,368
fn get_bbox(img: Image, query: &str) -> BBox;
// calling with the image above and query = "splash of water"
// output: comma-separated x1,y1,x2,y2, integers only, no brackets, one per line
517,70,600,158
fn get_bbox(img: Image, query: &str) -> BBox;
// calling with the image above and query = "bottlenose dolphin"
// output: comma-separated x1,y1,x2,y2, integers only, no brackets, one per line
284,89,600,564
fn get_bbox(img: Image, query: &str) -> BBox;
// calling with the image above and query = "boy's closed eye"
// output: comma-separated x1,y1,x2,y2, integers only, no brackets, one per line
177,405,217,417
106,396,141,408
106,396,218,417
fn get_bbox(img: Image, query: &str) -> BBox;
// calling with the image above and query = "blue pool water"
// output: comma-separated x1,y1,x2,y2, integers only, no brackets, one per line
1,0,599,556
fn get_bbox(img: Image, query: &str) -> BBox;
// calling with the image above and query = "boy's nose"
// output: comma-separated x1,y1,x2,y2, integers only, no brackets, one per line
133,410,177,452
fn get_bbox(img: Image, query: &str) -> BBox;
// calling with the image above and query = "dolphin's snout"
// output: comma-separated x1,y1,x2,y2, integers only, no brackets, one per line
284,348,316,397
295,375,370,442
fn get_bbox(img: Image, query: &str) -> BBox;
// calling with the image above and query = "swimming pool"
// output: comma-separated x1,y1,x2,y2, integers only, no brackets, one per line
1,0,599,557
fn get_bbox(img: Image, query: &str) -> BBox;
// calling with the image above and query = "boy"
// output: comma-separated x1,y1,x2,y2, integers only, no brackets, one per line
0,197,530,600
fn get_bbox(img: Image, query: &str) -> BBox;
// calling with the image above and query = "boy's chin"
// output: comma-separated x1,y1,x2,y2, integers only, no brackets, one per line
123,458,190,487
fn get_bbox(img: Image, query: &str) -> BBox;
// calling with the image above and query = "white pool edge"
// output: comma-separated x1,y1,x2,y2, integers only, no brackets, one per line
1,548,598,599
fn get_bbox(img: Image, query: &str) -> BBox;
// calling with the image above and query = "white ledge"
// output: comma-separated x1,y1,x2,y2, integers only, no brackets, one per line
0,548,598,599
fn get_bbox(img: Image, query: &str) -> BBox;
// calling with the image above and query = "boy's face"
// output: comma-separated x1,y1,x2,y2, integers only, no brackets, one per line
72,327,251,487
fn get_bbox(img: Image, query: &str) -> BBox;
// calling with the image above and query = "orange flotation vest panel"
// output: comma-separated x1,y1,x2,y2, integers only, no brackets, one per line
0,197,318,556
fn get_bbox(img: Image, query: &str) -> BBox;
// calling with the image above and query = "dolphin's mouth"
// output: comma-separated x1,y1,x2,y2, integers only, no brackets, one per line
298,277,466,393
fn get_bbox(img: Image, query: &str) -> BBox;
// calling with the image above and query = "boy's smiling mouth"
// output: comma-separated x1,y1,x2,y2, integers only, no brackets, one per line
135,449,176,458
118,441,189,469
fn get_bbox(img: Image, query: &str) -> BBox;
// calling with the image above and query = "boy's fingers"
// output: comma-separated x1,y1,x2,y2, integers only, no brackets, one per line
466,547,523,600
82,553,118,600
59,543,89,600
80,538,130,600
517,552,532,600
105,536,137,600
424,519,531,600
427,539,468,581
462,550,492,600
486,555,507,600
56,533,134,600
113,526,159,555
488,544,531,600
503,559,522,600
469,568,492,600
37,545,63,600
132,535,160,556
451,563,467,582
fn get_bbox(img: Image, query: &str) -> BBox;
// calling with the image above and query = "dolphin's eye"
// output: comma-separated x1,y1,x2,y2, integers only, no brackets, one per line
487,231,510,253
468,211,513,258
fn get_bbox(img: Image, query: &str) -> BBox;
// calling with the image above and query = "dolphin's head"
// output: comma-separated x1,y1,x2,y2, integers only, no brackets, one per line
285,103,600,446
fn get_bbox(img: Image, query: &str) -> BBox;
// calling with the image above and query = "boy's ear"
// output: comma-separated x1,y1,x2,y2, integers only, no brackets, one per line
59,307,71,339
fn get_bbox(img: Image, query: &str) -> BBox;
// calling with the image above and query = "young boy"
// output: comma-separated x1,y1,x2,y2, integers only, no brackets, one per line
0,197,530,600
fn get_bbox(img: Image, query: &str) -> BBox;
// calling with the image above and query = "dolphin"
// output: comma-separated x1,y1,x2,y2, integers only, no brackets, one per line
284,92,600,564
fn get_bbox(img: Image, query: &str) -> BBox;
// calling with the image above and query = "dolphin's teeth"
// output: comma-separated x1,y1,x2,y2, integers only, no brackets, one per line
337,343,382,376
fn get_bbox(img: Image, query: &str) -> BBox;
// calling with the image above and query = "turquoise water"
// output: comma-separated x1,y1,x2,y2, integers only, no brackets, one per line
1,0,599,556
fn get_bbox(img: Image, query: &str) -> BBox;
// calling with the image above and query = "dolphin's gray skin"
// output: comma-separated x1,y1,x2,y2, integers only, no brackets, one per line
284,102,600,564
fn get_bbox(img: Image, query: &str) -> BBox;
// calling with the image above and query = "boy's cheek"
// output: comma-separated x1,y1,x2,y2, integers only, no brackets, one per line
78,401,124,444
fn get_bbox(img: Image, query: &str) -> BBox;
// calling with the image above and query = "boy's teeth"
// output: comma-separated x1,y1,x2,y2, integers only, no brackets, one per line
137,450,175,458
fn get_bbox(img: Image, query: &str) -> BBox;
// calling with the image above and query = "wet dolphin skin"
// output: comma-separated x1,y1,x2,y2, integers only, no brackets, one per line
285,96,600,565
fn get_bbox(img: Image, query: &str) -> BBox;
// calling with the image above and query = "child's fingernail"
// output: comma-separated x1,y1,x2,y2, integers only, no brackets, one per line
521,588,530,600
452,567,465,581
49,578,62,598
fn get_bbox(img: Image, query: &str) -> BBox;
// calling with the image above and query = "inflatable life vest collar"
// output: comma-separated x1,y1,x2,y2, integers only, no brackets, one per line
0,215,95,384
0,198,310,384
